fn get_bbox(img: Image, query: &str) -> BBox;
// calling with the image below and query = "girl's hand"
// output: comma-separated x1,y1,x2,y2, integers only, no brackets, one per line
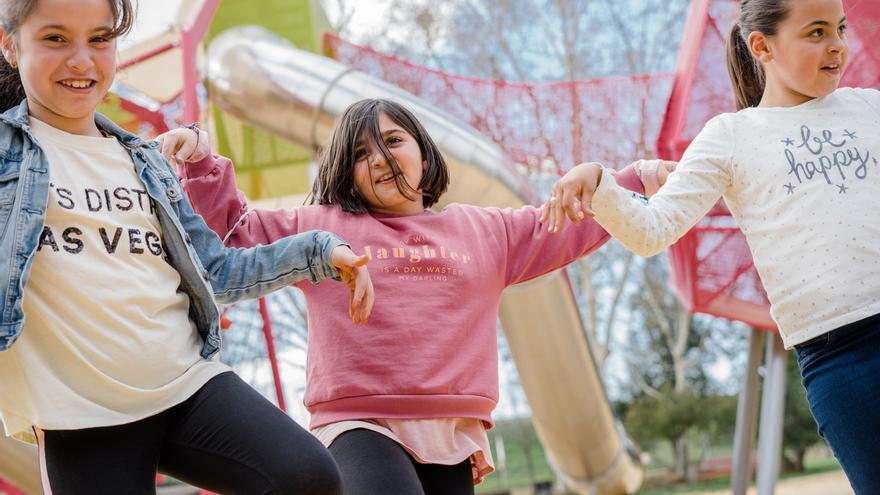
635,159,677,196
156,126,211,166
539,162,603,233
330,246,374,324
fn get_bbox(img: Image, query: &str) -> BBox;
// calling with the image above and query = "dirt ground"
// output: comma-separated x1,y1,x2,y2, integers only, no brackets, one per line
687,469,853,495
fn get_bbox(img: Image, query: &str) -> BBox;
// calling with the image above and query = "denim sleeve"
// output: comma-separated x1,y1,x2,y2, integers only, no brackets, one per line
174,185,347,304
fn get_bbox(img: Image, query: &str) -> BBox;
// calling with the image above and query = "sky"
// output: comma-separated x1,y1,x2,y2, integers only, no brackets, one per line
119,0,184,50
122,0,395,49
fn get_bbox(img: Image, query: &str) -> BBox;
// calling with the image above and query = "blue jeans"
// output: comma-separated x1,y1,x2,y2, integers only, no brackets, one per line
795,313,880,494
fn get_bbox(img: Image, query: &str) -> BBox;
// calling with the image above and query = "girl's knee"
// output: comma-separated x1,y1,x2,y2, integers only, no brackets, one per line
273,448,342,495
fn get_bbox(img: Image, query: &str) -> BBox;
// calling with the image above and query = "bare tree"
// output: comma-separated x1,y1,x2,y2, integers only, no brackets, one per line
622,255,743,480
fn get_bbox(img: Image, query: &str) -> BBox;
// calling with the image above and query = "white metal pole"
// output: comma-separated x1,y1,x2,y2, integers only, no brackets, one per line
731,329,765,494
756,334,788,495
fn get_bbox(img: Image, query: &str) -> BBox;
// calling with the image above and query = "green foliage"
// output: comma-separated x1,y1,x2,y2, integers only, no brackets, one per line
476,418,555,493
208,0,330,50
700,394,739,445
782,355,822,471
624,390,732,449
205,0,332,198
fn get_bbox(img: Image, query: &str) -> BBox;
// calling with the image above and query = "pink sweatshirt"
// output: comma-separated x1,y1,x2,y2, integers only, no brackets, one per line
180,156,643,428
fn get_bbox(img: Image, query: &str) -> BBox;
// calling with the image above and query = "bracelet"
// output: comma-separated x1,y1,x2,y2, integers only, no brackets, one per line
183,121,200,149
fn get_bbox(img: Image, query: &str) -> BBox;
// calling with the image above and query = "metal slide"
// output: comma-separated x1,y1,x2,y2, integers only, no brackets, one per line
206,26,643,494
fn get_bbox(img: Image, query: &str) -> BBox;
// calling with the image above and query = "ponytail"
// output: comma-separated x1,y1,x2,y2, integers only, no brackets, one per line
725,0,791,110
726,23,765,110
0,55,25,111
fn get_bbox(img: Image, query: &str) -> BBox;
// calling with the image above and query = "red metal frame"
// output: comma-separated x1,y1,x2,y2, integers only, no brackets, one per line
656,0,712,160
114,0,220,131
258,298,288,411
180,0,220,123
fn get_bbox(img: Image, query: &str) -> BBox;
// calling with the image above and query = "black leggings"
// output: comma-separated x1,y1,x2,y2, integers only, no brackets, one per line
328,428,473,495
37,372,341,495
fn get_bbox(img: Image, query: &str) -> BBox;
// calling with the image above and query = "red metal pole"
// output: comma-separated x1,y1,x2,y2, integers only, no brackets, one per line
118,41,178,70
258,298,287,412
655,0,712,160
181,0,222,123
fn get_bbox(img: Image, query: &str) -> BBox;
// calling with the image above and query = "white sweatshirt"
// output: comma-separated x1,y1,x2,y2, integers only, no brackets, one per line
592,87,880,348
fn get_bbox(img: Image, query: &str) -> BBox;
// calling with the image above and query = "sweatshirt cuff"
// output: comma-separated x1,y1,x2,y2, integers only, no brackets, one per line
178,153,220,181
593,167,646,222
611,164,645,195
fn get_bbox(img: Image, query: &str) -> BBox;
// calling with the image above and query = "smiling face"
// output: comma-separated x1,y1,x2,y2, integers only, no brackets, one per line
352,112,427,216
2,0,116,135
753,0,848,107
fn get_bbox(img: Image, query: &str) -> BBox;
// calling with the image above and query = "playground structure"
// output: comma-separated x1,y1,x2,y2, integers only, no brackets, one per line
1,0,879,493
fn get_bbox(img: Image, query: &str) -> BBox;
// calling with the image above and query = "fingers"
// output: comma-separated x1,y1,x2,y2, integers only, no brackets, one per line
349,253,370,268
156,128,207,165
657,160,677,187
638,159,661,196
330,246,374,324
191,129,211,162
332,246,370,270
541,185,575,234
546,189,562,234
348,265,374,324
549,181,583,233
560,183,584,225
539,197,551,224
541,162,603,233
579,187,596,217
174,132,198,164
159,132,182,165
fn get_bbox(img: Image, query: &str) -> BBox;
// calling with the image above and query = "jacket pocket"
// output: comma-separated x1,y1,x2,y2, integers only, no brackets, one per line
0,165,20,236
0,164,19,206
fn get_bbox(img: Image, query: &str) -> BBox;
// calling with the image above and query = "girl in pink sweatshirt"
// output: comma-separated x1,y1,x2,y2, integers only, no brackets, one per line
171,99,669,494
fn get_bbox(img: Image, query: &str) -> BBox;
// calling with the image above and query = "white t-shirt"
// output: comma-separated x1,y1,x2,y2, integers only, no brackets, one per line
592,87,880,348
0,118,228,442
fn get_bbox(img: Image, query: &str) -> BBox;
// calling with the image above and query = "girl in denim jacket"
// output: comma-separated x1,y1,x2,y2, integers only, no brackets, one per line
0,0,373,492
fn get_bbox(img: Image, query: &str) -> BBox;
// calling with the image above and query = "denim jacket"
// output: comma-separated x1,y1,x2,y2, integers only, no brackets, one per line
0,101,346,358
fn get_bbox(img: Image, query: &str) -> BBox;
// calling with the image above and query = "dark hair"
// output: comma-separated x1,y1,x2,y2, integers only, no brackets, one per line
726,0,791,110
0,0,135,111
310,99,450,213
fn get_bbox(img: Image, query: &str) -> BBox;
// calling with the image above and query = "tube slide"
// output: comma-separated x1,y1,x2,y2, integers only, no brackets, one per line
206,26,643,494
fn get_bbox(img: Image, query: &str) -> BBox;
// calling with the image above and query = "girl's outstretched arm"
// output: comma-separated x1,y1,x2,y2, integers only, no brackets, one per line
500,164,646,286
540,159,676,231
542,115,733,257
